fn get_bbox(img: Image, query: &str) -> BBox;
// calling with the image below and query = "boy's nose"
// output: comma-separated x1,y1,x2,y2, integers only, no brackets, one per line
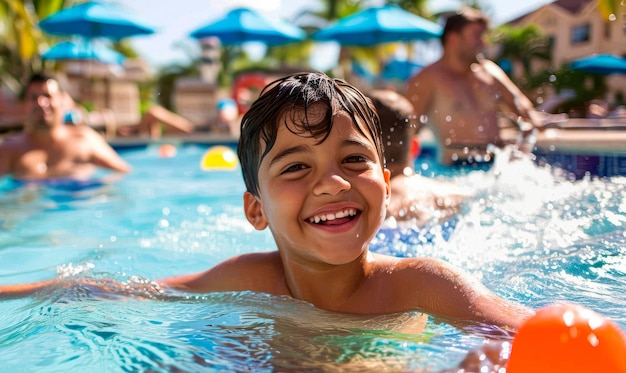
312,167,351,196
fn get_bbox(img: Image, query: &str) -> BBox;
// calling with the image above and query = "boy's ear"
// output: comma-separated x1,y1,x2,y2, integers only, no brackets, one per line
383,168,391,206
243,191,268,230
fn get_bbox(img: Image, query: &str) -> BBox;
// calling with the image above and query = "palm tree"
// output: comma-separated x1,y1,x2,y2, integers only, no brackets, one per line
295,0,432,79
0,0,67,94
598,0,621,21
386,0,429,16
490,24,551,84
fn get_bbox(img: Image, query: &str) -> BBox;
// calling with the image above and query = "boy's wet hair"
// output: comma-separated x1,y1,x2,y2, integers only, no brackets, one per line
238,72,384,196
441,7,489,45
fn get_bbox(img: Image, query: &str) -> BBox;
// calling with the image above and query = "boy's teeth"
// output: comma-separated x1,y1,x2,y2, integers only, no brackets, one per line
309,209,356,223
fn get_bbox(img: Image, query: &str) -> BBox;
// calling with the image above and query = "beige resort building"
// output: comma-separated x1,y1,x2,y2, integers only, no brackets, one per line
505,0,626,104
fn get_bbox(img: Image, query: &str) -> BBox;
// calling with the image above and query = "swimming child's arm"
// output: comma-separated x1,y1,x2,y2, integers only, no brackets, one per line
0,278,64,300
399,257,534,332
0,276,167,300
0,252,282,301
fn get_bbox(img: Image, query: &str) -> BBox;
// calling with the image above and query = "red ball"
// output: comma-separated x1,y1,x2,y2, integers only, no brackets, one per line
507,303,626,372
158,144,177,158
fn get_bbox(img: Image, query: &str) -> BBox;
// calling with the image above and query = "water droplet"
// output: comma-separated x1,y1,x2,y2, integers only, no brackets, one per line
563,310,575,326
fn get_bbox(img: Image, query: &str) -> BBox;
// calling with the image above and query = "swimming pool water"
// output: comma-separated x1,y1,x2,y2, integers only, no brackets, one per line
1,144,624,372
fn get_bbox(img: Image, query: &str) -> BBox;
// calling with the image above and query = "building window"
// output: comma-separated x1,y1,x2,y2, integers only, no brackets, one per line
571,23,591,44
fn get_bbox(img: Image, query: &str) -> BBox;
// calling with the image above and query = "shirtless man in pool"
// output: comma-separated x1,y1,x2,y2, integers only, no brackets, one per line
405,7,540,166
0,73,130,181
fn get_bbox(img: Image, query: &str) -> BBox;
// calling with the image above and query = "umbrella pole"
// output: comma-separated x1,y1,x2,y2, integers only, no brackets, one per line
375,45,385,89
338,46,350,80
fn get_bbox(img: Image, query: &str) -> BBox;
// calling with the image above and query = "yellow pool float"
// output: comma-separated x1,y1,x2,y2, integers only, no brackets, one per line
200,146,239,171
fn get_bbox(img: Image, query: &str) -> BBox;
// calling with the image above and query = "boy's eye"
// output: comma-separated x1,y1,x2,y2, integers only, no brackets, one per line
281,163,308,174
344,155,369,163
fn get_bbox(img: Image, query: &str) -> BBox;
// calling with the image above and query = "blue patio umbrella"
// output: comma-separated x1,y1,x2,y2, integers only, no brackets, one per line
312,5,442,46
42,40,125,65
570,54,626,75
39,2,154,109
381,59,423,81
189,7,305,46
39,1,156,40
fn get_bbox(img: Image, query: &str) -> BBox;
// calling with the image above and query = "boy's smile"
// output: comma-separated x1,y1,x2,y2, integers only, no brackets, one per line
307,207,357,224
244,108,390,266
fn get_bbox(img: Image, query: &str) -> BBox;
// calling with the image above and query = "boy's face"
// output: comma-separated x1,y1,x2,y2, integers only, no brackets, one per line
244,106,391,266
24,79,65,128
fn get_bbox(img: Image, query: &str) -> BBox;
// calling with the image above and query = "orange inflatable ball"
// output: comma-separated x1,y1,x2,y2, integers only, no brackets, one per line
507,303,626,373
158,144,177,158
200,146,238,171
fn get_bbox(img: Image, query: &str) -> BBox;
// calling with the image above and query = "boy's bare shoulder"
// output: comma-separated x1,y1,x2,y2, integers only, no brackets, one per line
162,251,288,295
372,254,480,288
373,253,446,270
220,251,283,271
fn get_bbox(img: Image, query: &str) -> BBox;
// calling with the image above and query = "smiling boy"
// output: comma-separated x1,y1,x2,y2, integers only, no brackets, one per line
0,72,533,332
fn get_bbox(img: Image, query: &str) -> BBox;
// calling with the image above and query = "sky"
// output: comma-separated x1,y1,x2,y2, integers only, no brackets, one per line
114,0,555,70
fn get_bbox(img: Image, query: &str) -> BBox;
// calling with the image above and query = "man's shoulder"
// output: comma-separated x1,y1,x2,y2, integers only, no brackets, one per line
407,60,446,85
67,124,105,141
418,60,445,75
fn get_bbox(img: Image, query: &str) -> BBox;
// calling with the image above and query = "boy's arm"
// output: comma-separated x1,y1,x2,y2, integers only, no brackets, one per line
0,278,63,300
0,253,280,301
412,258,534,332
0,277,164,300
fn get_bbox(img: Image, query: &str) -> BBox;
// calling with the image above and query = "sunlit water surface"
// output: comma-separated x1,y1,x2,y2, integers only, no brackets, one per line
0,144,624,372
